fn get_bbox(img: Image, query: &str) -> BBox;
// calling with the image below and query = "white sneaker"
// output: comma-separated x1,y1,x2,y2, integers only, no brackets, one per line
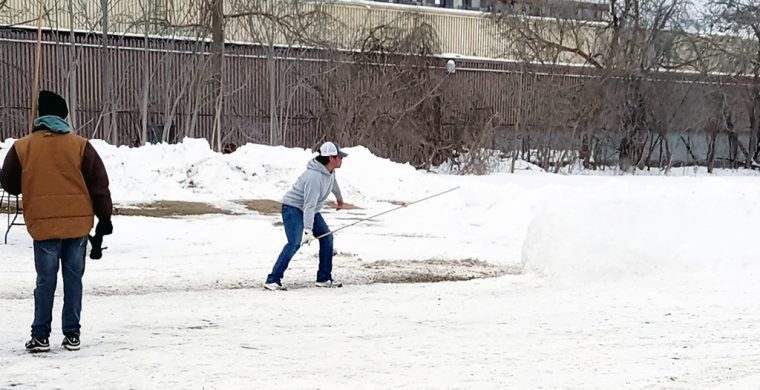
264,281,286,291
315,280,343,288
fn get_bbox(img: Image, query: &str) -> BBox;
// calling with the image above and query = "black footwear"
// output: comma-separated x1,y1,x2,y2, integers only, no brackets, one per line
25,337,50,353
62,335,80,351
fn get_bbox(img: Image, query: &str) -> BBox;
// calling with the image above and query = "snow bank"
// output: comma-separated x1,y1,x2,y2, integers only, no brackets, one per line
522,177,760,283
92,139,443,204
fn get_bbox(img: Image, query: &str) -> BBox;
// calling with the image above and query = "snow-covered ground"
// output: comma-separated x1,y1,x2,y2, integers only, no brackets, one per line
1,138,760,389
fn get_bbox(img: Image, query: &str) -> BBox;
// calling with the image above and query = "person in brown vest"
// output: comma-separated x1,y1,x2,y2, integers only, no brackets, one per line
0,90,113,353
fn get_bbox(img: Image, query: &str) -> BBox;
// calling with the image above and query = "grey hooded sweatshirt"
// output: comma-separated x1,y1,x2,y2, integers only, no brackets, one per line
282,159,343,230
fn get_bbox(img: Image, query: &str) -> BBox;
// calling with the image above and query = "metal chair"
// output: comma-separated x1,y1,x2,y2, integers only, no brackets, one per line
2,190,24,244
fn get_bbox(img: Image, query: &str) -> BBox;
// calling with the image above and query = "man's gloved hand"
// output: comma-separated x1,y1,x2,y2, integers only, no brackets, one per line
88,234,104,259
302,230,314,246
96,219,113,236
90,219,112,259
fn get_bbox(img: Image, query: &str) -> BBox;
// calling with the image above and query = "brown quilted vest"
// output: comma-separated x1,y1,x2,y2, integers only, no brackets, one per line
14,131,94,240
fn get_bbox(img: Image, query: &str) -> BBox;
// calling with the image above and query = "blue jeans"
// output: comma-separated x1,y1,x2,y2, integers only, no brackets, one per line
31,237,87,339
266,205,334,284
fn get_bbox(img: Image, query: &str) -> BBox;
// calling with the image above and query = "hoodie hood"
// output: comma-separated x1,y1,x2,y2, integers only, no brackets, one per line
33,115,71,134
306,158,332,176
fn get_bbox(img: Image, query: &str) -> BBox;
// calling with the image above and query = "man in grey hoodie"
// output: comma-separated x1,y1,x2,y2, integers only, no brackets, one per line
264,142,348,290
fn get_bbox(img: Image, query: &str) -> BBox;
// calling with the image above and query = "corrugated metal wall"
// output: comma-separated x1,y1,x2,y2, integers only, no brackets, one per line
2,0,574,61
0,27,753,165
0,28,349,150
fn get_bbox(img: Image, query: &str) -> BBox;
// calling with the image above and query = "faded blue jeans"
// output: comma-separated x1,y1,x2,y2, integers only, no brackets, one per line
266,205,333,284
31,237,87,339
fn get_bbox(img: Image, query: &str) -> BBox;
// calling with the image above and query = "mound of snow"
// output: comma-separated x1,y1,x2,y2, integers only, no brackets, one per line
522,190,760,283
88,138,440,204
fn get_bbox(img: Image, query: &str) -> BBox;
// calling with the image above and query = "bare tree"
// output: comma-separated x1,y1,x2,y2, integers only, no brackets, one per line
311,13,442,162
138,0,153,145
67,0,77,128
491,0,710,171
207,0,224,151
309,11,508,167
706,0,760,167
113,0,221,146
226,0,337,146
100,0,116,143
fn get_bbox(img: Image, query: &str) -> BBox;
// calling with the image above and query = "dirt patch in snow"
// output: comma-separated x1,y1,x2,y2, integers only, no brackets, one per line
238,199,283,215
361,259,514,284
112,198,361,220
239,199,360,216
115,201,234,217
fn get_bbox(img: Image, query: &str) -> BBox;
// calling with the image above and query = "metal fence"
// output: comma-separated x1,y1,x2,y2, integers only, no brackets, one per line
0,26,754,166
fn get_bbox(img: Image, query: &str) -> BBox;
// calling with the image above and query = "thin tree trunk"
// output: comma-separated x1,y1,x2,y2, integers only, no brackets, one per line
748,81,759,168
188,64,206,139
101,0,114,143
67,0,77,128
511,67,524,174
210,0,224,150
268,43,277,145
707,130,718,174
140,0,150,145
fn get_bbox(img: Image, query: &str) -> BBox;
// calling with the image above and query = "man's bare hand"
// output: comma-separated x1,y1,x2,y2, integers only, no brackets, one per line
336,198,344,211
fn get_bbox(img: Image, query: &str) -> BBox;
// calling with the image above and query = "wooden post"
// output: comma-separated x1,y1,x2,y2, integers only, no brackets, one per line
29,0,45,134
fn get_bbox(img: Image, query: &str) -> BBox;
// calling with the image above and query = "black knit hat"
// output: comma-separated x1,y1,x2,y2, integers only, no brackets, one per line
37,90,69,119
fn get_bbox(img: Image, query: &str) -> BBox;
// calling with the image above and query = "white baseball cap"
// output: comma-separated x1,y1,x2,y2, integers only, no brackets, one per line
319,142,348,157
